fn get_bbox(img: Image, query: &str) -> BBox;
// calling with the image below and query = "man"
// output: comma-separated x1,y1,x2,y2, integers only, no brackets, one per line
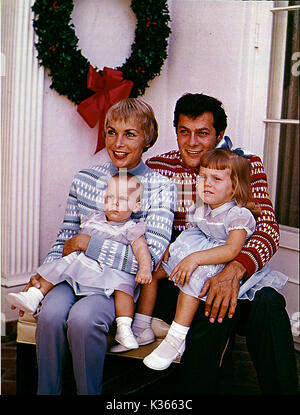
146,93,298,394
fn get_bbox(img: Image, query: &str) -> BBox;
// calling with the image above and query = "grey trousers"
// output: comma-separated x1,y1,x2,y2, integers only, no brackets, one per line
35,282,115,395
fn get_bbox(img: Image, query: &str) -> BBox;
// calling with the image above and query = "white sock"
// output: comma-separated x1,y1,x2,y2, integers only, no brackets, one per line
153,321,189,361
150,321,189,361
116,316,132,327
168,321,190,340
132,313,152,336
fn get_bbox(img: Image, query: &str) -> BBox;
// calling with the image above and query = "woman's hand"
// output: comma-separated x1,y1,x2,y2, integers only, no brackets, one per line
63,234,91,256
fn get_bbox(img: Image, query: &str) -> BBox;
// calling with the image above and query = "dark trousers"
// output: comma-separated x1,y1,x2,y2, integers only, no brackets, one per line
154,281,299,395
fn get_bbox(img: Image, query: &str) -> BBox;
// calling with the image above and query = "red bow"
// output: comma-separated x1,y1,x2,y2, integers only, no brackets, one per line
77,66,133,153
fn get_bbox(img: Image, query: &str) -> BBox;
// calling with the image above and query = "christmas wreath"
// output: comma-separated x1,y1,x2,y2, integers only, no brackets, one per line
31,0,171,152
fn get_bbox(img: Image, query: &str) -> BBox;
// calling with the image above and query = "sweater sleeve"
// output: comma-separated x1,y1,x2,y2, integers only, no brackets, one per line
85,179,177,275
234,155,280,278
43,176,81,264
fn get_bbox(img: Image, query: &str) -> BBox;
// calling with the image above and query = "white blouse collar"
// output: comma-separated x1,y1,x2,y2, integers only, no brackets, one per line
205,200,236,217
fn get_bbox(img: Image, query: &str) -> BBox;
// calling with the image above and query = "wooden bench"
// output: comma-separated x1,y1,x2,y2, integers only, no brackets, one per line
17,312,178,360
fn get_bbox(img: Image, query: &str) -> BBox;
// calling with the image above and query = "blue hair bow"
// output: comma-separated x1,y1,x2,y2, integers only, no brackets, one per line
216,136,253,158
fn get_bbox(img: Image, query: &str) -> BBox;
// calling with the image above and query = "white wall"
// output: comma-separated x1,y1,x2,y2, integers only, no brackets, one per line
39,0,274,262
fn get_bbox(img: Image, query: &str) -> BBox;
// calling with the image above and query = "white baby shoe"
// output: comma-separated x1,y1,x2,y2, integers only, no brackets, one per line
115,324,139,349
143,336,185,371
110,327,155,353
6,287,44,314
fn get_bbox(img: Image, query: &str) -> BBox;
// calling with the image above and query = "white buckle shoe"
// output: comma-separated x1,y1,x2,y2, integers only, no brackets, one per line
115,324,139,349
110,327,155,353
143,337,185,371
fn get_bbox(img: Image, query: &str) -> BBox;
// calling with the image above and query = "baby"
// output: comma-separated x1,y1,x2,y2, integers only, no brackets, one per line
7,172,153,349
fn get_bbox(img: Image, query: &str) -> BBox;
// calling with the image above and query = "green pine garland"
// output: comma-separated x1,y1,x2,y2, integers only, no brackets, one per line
32,0,171,105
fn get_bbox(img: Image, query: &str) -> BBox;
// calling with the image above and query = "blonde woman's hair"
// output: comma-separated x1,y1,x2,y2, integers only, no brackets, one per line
104,98,158,152
200,148,261,218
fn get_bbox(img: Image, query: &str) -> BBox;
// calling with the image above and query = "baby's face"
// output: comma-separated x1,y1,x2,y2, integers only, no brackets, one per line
104,176,141,221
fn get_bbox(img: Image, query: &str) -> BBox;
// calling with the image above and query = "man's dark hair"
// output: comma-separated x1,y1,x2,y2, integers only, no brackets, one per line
173,93,228,137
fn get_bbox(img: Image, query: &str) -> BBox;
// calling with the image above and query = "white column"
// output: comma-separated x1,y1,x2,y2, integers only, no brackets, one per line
1,0,44,318
233,0,273,158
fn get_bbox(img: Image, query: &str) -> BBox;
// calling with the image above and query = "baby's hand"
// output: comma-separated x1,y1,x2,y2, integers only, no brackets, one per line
135,270,152,285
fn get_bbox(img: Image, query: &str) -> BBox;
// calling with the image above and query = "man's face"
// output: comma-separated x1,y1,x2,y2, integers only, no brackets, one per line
176,112,224,171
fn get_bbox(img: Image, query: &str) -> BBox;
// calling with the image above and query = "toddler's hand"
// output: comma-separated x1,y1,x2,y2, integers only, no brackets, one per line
169,255,198,287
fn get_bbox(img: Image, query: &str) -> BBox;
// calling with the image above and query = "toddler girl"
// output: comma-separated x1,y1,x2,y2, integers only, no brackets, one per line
140,148,288,370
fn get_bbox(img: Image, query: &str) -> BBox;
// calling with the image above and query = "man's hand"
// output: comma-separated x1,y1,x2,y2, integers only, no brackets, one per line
198,261,246,323
63,234,91,256
11,273,42,317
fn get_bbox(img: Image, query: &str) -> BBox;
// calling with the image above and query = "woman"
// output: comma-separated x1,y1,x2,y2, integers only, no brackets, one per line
22,98,177,395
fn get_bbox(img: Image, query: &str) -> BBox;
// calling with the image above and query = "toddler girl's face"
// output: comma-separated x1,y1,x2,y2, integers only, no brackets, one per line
197,166,234,209
105,176,141,221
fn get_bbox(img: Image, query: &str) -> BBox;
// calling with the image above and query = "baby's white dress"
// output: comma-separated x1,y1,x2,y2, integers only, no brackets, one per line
162,201,288,300
36,212,146,300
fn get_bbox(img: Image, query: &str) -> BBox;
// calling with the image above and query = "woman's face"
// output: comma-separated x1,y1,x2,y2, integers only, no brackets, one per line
105,118,148,170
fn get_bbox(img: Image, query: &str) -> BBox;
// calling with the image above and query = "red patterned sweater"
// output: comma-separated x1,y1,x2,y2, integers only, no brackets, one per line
146,150,280,279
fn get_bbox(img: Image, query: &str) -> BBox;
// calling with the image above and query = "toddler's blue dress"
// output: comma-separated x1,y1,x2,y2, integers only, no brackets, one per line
162,200,288,301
